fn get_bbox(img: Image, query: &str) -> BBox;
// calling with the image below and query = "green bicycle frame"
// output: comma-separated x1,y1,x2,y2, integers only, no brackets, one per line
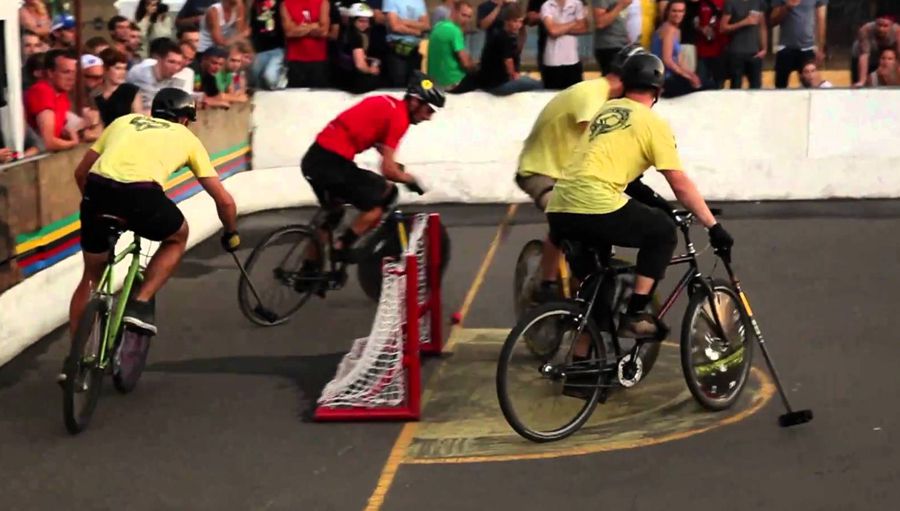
94,234,143,369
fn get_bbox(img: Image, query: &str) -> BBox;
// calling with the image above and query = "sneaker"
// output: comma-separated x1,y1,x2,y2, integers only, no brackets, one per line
617,312,668,341
122,300,157,335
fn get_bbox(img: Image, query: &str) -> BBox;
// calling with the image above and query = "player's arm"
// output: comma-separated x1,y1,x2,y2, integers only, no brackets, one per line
625,176,672,214
379,145,416,184
187,136,237,232
660,170,716,228
73,149,101,195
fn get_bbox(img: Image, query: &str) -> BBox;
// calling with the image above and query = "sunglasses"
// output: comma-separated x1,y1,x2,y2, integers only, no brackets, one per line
84,73,104,80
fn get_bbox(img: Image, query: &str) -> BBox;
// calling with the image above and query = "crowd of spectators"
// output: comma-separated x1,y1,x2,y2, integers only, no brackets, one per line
2,0,898,164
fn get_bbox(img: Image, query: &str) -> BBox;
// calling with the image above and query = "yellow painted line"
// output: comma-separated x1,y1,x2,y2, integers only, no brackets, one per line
163,146,250,190
404,366,776,465
445,204,518,352
16,219,81,254
363,423,418,511
362,204,517,511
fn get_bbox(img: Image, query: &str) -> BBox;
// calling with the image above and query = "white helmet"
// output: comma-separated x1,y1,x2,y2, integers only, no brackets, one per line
348,3,374,18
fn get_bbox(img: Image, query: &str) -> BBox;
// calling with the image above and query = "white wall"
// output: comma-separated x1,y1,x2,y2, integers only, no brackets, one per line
252,88,900,203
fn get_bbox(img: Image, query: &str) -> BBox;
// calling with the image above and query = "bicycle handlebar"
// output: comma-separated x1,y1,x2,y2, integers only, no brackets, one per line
670,207,722,228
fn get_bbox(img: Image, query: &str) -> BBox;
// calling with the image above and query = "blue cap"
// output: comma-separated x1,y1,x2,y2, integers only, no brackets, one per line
52,14,76,31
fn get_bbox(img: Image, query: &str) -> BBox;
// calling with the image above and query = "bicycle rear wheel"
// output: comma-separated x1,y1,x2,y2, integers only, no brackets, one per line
113,280,154,394
513,239,545,321
62,298,106,434
681,280,754,411
238,225,322,326
496,302,610,443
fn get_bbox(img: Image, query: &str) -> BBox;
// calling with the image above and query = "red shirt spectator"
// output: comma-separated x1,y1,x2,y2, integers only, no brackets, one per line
283,0,328,62
24,49,79,152
695,0,728,60
315,95,410,160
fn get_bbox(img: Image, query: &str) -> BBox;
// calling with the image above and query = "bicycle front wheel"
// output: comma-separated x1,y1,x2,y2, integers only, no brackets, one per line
497,302,609,443
681,280,754,411
62,298,106,434
238,225,322,326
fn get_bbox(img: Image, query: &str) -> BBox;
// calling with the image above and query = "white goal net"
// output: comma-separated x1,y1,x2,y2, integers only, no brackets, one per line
315,214,441,419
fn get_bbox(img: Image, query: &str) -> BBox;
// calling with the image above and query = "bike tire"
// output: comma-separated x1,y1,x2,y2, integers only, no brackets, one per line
357,217,451,302
681,279,754,411
496,302,608,443
62,298,106,435
238,225,322,326
513,239,545,320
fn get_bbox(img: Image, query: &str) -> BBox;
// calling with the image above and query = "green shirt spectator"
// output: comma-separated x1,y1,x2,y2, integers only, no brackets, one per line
428,19,467,87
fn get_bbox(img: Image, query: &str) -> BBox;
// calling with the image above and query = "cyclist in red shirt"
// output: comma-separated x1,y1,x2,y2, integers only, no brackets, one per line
301,70,446,263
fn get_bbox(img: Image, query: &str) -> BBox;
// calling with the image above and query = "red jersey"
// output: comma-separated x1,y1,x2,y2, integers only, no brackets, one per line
695,0,728,59
284,0,327,62
24,80,70,137
315,96,411,160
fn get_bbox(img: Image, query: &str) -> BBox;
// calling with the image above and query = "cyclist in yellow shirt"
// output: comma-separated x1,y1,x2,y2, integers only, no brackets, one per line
546,54,734,339
69,88,240,337
516,44,661,302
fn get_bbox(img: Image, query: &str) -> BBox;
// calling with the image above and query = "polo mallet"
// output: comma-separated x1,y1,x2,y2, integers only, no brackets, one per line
230,252,280,324
719,250,813,427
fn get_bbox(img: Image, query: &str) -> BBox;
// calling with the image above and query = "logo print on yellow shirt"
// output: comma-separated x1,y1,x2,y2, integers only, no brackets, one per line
589,107,632,141
130,117,172,132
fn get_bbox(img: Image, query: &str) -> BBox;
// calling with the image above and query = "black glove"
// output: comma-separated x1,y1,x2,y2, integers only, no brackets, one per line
221,231,241,253
404,179,425,195
708,223,733,256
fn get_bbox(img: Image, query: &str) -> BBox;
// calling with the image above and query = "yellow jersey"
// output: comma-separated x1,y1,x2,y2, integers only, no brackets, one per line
89,114,217,186
546,98,684,215
517,78,611,180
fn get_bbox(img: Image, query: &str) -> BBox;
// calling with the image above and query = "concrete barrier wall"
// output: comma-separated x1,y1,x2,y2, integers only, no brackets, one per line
252,88,900,203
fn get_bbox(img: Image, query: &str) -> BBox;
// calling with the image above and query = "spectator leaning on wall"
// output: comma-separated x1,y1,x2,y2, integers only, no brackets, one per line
22,30,45,59
428,1,479,93
866,47,899,87
94,48,144,126
769,0,828,89
334,3,384,93
249,0,288,90
540,0,589,90
592,0,632,76
127,38,186,110
282,0,332,87
852,12,899,88
24,49,80,152
799,59,831,88
197,46,233,107
478,4,543,95
721,0,766,89
383,0,430,87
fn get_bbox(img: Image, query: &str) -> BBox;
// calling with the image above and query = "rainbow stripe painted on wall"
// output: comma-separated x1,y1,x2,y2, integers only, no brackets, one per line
13,142,251,278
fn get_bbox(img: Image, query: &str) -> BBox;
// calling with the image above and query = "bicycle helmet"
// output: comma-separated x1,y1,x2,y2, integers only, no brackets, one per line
608,44,646,76
347,3,374,18
621,53,666,92
406,71,446,110
151,88,197,122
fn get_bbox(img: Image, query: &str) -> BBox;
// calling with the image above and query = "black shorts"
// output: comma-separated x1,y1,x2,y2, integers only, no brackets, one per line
301,142,390,212
80,174,185,254
547,200,677,281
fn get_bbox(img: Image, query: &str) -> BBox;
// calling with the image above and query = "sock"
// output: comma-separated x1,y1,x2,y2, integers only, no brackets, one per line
627,293,651,315
338,229,359,249
540,279,557,289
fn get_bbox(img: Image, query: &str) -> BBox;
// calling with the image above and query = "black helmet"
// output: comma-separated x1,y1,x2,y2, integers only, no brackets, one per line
608,44,646,76
406,71,446,110
621,53,665,91
151,88,197,122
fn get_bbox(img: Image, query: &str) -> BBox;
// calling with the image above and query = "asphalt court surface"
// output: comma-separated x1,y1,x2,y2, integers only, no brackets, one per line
2,202,900,510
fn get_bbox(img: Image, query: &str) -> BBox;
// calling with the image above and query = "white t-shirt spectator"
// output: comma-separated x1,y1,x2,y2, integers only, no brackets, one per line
127,64,187,110
541,0,585,67
129,59,196,96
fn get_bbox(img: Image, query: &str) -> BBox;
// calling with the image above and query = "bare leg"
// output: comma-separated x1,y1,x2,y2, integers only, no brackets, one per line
69,252,108,338
539,235,561,282
134,222,189,302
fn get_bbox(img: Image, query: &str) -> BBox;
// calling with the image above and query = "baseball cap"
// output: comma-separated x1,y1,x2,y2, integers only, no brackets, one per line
81,54,103,70
52,14,76,31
